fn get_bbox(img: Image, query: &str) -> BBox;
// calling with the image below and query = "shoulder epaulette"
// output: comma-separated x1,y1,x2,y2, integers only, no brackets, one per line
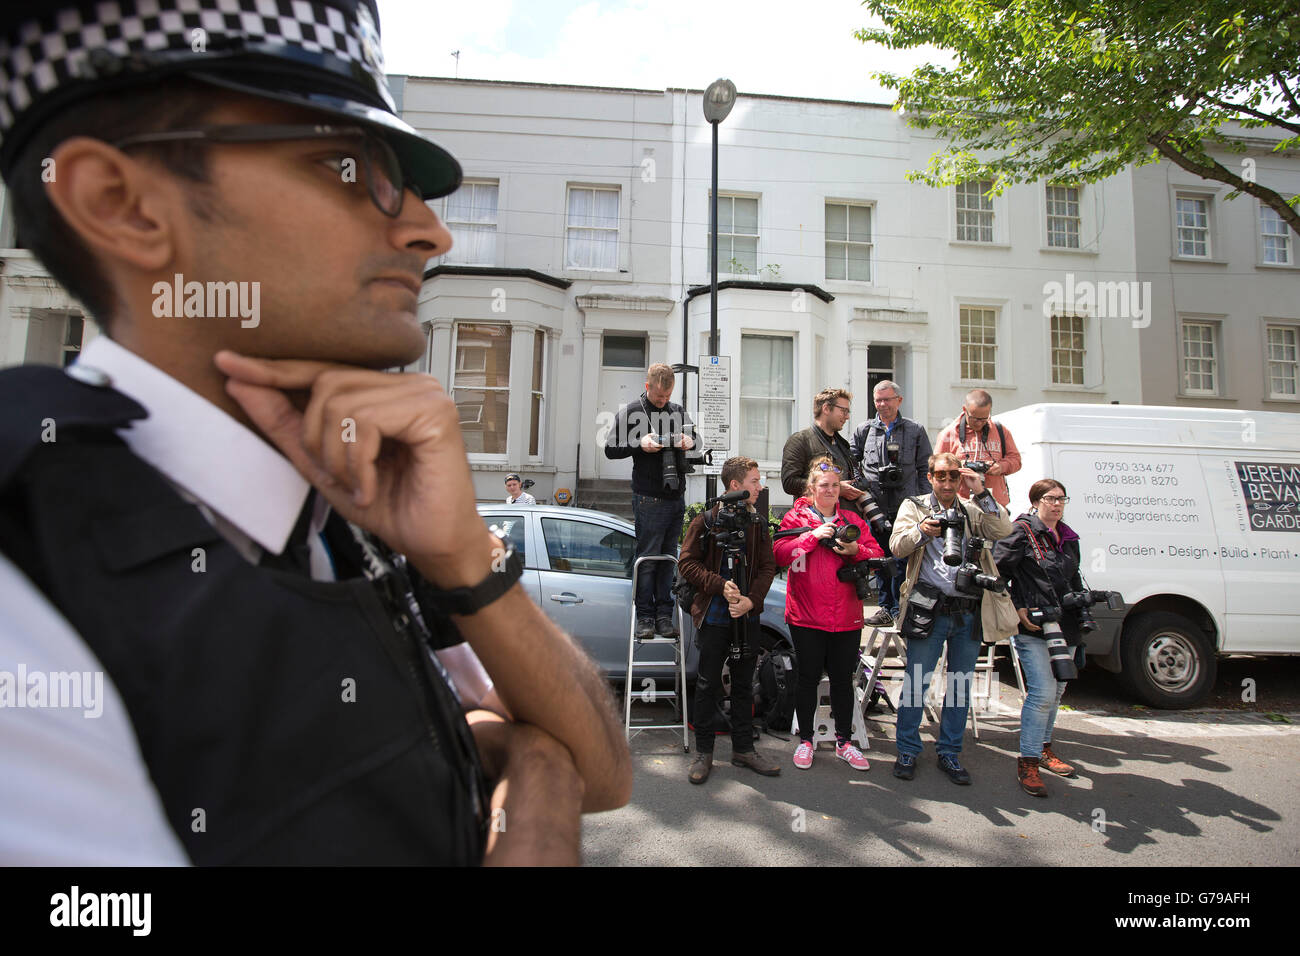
0,365,146,488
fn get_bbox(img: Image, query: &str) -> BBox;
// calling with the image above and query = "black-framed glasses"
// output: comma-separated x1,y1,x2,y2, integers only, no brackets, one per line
112,124,418,218
1041,495,1070,504
815,462,842,474
832,404,851,414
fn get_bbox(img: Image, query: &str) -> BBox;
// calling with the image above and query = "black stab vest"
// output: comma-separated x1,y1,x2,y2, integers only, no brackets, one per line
0,366,484,865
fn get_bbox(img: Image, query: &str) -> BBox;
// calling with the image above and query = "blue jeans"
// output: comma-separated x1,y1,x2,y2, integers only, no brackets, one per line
632,493,685,620
895,610,980,757
1012,633,1069,758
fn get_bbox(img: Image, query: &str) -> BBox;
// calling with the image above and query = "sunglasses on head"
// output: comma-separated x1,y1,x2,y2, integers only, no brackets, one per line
814,462,842,474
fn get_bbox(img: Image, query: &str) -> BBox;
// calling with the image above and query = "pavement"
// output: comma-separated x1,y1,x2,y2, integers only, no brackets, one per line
585,643,1300,867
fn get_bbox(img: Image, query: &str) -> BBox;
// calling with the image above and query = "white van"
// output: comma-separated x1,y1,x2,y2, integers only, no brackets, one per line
994,403,1300,708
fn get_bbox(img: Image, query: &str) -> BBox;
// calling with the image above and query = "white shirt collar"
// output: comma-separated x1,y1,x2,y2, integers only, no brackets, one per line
74,337,311,555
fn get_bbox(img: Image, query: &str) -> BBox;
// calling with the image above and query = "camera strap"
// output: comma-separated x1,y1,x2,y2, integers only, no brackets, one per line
1016,519,1048,563
958,417,1006,459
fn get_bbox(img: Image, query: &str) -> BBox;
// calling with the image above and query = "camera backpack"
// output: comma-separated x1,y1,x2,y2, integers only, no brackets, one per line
671,508,716,614
753,642,798,734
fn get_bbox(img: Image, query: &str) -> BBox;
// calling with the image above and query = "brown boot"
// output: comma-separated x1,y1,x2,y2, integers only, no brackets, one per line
732,749,781,777
688,752,713,784
1017,757,1048,798
1040,744,1077,778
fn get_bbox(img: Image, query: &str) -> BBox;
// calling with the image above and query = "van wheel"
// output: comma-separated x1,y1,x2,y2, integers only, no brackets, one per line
1121,612,1216,709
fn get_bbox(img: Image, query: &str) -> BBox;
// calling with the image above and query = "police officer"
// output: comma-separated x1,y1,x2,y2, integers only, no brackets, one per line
0,0,630,865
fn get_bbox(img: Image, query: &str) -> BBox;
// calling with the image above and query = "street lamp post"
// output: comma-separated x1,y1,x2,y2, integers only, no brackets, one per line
703,78,736,359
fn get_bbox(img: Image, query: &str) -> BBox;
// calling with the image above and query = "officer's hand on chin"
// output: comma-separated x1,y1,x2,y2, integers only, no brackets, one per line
214,351,496,589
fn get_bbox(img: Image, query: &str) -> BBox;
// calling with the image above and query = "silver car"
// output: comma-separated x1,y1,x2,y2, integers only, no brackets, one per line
476,503,792,681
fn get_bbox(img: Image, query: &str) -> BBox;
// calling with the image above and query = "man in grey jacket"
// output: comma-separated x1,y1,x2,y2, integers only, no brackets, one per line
851,380,933,624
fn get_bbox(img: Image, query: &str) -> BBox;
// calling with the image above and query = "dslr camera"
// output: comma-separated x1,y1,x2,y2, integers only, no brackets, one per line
932,507,1006,597
837,557,895,602
1025,606,1078,681
879,439,904,488
1060,588,1125,633
962,459,991,475
650,432,696,494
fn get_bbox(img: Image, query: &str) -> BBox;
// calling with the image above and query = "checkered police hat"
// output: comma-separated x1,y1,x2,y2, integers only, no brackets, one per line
0,0,462,198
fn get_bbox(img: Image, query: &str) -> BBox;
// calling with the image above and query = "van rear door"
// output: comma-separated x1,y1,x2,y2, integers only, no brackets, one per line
1209,457,1300,653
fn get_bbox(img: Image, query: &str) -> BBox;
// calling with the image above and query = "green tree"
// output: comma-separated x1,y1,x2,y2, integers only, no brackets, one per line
857,0,1300,235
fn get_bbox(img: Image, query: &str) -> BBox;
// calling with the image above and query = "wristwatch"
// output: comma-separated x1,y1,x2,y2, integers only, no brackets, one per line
423,534,525,616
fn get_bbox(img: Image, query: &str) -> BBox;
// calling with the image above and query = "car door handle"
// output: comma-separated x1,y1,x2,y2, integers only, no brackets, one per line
550,592,584,605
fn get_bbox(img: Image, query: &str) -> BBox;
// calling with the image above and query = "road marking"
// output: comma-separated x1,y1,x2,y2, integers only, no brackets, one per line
1075,711,1300,738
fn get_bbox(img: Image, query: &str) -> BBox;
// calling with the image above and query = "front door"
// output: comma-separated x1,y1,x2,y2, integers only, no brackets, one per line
596,334,648,480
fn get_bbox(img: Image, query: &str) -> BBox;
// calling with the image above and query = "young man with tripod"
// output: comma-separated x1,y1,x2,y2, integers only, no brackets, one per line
678,457,780,784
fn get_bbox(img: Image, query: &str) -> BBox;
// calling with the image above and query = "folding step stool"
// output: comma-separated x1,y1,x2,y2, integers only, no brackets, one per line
623,554,689,751
791,676,870,750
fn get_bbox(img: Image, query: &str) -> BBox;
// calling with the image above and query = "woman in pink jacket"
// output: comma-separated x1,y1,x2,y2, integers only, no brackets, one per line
774,456,884,771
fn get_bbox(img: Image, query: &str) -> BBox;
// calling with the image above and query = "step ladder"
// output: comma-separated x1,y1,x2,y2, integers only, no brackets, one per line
791,674,870,750
623,554,689,751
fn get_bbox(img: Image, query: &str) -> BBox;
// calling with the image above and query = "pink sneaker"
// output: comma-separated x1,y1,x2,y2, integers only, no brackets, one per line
793,740,814,769
836,740,870,771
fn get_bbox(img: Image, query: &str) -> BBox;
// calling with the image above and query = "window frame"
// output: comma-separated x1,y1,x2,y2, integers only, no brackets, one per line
958,304,1000,382
1265,322,1300,401
1045,183,1082,250
441,178,499,267
451,320,513,462
564,184,622,272
1178,317,1222,397
528,329,547,462
824,199,874,283
1048,313,1087,386
540,516,636,579
954,180,996,244
738,332,796,466
1259,203,1293,267
710,192,760,276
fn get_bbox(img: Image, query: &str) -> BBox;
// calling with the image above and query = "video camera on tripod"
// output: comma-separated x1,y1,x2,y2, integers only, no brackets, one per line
704,488,763,661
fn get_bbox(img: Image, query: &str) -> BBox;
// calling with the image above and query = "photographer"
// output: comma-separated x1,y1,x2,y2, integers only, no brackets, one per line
774,456,884,772
851,381,933,626
604,363,697,639
890,453,1017,785
933,389,1022,508
678,457,780,784
993,479,1090,797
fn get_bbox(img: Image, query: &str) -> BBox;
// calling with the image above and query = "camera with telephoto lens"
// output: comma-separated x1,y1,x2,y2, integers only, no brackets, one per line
1026,606,1078,681
962,460,991,475
879,440,903,487
932,507,967,566
953,535,1007,596
1060,588,1125,633
837,557,895,601
650,432,685,493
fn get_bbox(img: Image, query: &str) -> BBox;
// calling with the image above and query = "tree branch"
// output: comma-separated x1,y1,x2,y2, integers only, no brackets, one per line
1147,134,1300,238
1274,73,1300,118
1200,93,1300,134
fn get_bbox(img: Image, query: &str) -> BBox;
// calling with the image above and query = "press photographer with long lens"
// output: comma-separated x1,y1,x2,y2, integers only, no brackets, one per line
890,453,1018,785
604,363,697,640
993,479,1122,797
851,381,933,627
677,457,780,784
774,457,885,772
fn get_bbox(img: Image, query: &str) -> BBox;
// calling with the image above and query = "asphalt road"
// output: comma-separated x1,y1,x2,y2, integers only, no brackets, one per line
586,650,1300,867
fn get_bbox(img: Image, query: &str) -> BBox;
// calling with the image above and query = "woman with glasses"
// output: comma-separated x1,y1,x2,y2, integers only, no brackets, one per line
774,456,884,771
993,479,1085,797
